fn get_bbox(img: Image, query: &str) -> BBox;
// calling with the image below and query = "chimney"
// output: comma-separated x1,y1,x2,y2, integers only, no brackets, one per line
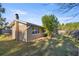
15,14,19,20
15,13,19,41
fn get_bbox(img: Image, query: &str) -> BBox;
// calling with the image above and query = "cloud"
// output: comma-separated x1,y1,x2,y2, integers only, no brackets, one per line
11,9,27,15
58,17,72,20
58,17,73,23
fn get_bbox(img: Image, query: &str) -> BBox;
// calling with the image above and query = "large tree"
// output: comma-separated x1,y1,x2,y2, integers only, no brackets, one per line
42,15,59,38
0,3,5,17
0,3,6,29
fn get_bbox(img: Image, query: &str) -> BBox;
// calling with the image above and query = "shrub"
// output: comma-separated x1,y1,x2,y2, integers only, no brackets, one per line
43,32,48,37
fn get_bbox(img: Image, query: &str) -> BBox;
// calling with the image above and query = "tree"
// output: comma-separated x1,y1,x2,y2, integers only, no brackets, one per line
0,3,5,29
42,15,59,38
59,22,79,31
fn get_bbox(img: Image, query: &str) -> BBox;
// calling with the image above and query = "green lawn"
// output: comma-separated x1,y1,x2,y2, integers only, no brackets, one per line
0,35,78,56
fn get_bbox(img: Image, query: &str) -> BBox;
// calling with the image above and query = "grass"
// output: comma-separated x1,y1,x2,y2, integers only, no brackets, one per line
0,35,78,56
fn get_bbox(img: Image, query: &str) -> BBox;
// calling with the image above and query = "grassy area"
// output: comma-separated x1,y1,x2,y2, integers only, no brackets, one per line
0,35,78,56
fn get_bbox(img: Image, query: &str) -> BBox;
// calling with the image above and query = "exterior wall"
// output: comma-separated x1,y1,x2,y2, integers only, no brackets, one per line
12,23,16,39
18,23,27,42
58,30,66,35
32,33,43,39
12,21,28,42
26,26,33,42
27,25,44,42
12,21,44,42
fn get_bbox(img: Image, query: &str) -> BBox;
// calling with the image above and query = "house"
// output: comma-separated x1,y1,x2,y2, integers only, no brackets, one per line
0,26,11,35
58,30,66,35
2,25,11,33
69,30,79,40
11,20,45,42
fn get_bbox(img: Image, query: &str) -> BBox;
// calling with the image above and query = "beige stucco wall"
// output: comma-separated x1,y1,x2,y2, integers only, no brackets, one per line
32,33,43,39
18,22,27,41
27,25,44,42
58,30,66,35
12,21,44,42
12,21,28,42
12,23,16,39
26,26,33,42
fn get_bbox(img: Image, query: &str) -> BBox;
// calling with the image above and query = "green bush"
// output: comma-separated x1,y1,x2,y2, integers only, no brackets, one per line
43,32,48,37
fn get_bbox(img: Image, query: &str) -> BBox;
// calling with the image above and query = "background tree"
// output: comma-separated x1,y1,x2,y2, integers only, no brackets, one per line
59,22,79,31
42,15,59,38
0,3,6,29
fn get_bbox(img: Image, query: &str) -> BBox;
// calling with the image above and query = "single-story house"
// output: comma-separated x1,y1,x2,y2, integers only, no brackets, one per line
58,30,67,35
0,27,11,35
69,30,79,40
11,20,45,42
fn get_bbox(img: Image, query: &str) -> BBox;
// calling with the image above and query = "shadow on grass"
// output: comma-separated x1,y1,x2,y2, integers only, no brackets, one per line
0,39,48,56
0,35,78,56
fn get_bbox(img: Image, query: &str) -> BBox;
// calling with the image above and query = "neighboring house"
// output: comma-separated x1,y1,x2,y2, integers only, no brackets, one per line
2,26,11,33
0,27,11,35
11,20,45,42
58,30,66,35
69,30,79,40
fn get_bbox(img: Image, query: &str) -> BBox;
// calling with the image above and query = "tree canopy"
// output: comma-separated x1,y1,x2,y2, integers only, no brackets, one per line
42,15,59,38
59,22,79,30
0,3,8,29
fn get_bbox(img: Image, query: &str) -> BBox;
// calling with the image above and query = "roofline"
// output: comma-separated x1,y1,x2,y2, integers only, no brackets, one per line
10,20,44,28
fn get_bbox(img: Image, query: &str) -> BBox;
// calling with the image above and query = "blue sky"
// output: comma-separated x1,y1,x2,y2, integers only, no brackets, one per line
2,3,79,25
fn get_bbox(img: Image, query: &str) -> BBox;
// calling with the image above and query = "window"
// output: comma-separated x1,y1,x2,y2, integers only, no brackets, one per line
32,27,39,34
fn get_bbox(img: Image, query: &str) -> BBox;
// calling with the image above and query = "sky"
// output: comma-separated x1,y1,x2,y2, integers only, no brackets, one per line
1,3,79,25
